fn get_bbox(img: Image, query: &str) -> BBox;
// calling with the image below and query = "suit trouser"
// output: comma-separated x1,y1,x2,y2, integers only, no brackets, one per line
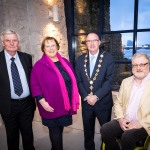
100,120,148,150
1,97,35,150
82,102,112,150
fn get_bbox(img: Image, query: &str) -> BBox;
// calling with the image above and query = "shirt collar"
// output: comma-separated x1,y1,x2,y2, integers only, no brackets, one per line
4,50,18,61
133,72,150,86
89,50,99,59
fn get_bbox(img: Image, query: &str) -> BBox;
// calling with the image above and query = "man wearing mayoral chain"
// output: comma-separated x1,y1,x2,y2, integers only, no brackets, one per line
75,32,114,150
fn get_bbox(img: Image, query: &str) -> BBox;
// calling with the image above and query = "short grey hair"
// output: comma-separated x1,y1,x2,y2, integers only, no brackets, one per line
132,53,149,63
1,29,20,41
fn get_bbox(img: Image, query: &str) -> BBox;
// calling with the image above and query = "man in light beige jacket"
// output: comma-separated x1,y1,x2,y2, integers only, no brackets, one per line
100,53,150,150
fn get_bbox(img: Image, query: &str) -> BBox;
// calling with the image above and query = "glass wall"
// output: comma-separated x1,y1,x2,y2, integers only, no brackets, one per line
102,0,150,90
138,0,150,29
109,0,134,31
65,0,150,90
137,32,150,57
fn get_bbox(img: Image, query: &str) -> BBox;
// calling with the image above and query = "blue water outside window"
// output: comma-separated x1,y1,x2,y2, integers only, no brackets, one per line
102,0,150,89
65,0,150,90
137,32,150,58
121,33,133,60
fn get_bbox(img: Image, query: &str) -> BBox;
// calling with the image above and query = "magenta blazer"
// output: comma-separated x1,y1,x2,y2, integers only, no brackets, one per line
30,54,76,119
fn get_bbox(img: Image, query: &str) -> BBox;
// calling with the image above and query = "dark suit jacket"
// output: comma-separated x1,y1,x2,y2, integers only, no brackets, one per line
75,51,114,110
0,50,36,115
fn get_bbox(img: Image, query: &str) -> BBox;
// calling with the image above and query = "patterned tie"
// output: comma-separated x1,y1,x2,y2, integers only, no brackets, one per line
11,57,23,96
90,55,95,77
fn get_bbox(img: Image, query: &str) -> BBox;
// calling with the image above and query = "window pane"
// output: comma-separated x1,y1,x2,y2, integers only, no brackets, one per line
103,33,133,60
112,63,132,91
137,32,150,58
109,0,134,31
138,0,150,29
74,35,87,59
122,33,133,60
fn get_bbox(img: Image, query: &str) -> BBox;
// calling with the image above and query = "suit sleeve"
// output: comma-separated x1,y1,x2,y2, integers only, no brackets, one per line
30,64,43,97
29,54,33,67
75,57,88,99
113,79,125,119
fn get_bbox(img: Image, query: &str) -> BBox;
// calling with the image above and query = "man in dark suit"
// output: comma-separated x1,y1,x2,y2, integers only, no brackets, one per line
0,29,36,150
75,33,114,150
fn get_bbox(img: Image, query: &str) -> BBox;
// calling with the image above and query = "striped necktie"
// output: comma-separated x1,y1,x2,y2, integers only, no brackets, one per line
11,57,23,96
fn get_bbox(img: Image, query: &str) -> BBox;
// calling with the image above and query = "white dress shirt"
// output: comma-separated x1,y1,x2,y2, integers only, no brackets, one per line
125,73,150,121
4,50,30,99
89,51,99,67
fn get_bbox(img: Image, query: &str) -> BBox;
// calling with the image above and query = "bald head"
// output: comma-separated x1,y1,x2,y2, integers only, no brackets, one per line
85,33,101,55
86,33,100,41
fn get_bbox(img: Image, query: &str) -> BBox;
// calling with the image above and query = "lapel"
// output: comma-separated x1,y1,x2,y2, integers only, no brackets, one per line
17,52,29,83
90,51,101,78
125,78,133,109
138,78,150,109
87,54,90,77
18,52,27,71
0,50,11,89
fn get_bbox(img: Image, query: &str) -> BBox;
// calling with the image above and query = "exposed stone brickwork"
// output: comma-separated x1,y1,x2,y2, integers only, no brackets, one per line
0,0,69,63
74,0,101,57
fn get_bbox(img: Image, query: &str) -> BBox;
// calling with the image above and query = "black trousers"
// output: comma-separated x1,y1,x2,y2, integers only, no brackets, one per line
100,120,148,150
1,97,35,150
82,102,112,150
48,126,64,150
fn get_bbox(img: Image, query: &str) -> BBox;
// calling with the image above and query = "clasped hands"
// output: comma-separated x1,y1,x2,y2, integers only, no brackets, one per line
85,94,98,106
118,118,142,131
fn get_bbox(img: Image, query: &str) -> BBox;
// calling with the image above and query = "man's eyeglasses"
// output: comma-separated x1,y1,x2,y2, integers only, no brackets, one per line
86,39,99,43
132,62,149,68
4,39,18,43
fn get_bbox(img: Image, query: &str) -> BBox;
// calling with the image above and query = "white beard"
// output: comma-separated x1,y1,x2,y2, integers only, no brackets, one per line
133,71,148,79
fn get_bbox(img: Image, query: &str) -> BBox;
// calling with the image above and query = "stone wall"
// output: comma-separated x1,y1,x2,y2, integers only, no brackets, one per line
74,0,124,90
74,0,101,58
0,0,69,63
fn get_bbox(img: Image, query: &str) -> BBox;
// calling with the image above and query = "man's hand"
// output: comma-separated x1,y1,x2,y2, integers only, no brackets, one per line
127,120,142,129
118,118,131,131
118,118,142,131
86,95,98,106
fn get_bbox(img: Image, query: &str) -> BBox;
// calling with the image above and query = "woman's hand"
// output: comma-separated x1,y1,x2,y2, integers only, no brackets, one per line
39,98,54,112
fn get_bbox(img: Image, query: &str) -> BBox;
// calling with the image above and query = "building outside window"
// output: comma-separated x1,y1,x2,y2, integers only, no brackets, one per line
65,0,150,90
103,0,150,90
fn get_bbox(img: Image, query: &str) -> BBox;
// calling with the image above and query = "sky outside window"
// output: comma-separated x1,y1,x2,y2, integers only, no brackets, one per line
110,0,134,31
137,32,150,46
138,0,150,29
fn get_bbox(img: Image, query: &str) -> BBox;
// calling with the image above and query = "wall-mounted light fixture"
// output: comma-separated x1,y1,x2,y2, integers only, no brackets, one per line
48,5,59,22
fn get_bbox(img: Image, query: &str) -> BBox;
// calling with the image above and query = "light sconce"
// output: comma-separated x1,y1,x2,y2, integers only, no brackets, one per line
48,5,59,22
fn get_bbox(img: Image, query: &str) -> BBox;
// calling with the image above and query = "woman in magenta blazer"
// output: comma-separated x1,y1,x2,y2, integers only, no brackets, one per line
30,37,80,150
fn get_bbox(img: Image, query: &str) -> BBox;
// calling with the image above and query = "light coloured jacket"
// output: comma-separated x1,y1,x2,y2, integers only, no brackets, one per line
114,76,150,135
